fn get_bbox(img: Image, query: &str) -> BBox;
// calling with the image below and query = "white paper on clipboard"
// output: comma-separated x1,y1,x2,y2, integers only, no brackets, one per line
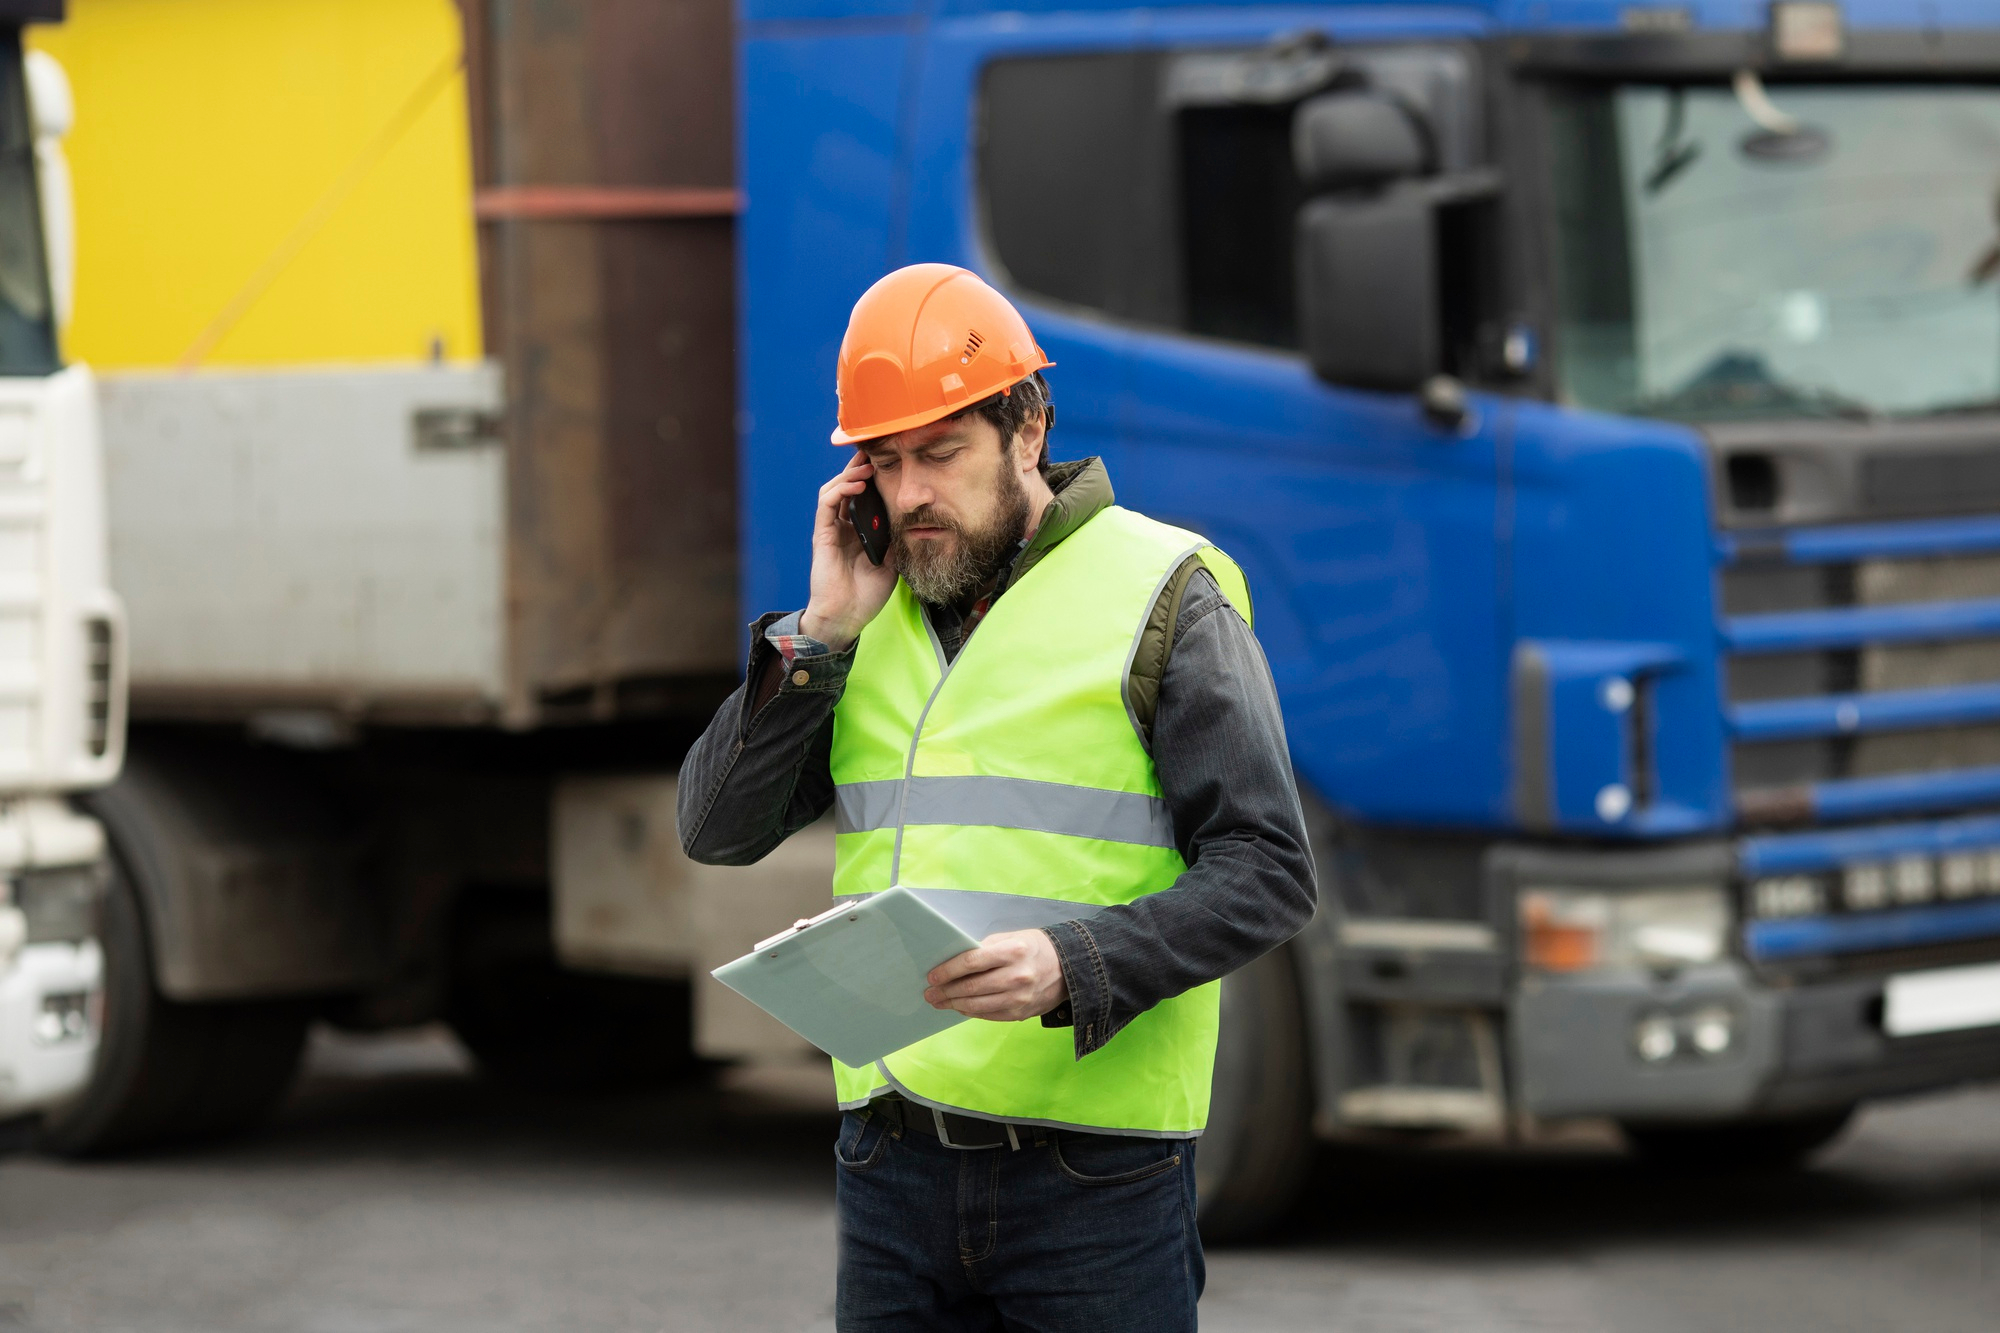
710,886,983,1067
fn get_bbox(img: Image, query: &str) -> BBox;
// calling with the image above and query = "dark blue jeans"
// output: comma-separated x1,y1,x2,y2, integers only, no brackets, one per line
834,1108,1204,1332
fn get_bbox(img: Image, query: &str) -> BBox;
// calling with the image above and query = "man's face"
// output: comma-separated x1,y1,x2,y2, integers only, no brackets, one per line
861,414,1030,605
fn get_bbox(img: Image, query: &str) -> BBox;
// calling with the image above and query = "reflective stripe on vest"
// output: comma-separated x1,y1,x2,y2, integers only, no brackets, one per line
835,776,1175,847
827,504,1251,1135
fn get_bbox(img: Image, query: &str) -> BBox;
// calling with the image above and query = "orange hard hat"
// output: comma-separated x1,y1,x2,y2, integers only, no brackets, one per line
831,264,1053,445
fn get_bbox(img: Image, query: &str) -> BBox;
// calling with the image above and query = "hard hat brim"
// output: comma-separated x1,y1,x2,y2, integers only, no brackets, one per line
829,364,1053,446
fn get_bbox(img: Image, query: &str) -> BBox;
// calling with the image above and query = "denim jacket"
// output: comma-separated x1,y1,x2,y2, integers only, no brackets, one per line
677,458,1316,1060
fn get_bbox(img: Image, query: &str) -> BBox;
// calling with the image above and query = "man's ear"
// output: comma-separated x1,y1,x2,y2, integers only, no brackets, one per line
1013,412,1047,474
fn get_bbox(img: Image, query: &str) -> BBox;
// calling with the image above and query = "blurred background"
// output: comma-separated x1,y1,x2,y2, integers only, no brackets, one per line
1,0,1999,1328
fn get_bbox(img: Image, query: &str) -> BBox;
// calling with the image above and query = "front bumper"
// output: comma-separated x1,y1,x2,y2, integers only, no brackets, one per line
0,799,110,1117
0,939,102,1117
1494,831,2000,1122
1513,956,2000,1121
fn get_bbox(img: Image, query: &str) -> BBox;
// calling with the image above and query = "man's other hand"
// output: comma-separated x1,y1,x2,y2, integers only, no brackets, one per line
924,929,1068,1022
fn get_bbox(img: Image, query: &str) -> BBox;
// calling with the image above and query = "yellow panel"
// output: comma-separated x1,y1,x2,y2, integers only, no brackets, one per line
30,0,482,368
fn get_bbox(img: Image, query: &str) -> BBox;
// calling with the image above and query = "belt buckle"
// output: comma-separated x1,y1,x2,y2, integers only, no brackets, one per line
933,1106,1022,1151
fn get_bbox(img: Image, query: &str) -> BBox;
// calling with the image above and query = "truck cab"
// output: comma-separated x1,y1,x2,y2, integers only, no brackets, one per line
0,2,125,1125
739,0,2000,1231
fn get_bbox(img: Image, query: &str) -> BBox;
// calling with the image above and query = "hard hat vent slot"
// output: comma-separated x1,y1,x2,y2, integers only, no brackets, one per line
960,329,985,364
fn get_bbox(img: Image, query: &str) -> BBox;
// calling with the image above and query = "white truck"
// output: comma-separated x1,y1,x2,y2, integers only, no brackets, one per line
0,17,127,1127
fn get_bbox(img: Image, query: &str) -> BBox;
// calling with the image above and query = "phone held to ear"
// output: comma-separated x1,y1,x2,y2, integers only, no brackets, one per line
850,476,891,566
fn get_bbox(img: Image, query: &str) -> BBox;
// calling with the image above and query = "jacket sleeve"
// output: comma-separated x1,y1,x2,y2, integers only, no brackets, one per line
1038,570,1318,1057
677,612,851,865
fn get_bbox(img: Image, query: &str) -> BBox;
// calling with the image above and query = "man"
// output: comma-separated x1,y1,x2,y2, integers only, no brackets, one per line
679,264,1314,1331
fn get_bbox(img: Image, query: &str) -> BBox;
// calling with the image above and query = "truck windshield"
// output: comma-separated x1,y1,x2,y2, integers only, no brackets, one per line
1547,82,2000,421
0,34,54,376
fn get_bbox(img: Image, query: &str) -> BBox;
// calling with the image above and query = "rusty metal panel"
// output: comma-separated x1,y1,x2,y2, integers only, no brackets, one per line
599,220,738,682
586,0,735,188
471,0,739,725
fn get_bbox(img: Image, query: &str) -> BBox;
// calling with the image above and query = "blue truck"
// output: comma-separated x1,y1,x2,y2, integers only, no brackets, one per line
734,0,2000,1231
31,0,2000,1241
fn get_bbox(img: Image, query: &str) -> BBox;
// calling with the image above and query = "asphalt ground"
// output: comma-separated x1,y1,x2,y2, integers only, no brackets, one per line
2,1027,1999,1332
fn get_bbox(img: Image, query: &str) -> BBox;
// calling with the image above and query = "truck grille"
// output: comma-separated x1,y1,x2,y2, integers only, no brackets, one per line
1715,421,2000,828
1715,420,2000,967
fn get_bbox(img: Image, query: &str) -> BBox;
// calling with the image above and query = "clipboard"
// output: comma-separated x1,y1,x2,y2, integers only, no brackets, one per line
710,886,982,1068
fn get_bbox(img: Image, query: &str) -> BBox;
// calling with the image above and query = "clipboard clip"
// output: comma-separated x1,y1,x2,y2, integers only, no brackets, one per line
753,900,857,954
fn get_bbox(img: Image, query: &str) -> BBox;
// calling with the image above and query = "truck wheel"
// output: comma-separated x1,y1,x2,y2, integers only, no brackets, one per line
446,888,699,1092
37,854,309,1155
1620,1106,1856,1171
1197,946,1314,1244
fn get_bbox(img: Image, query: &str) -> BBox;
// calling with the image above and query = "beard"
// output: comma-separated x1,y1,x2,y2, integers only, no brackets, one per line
893,463,1032,606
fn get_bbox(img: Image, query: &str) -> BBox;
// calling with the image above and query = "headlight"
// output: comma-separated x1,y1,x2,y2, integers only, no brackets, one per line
1520,885,1731,974
34,991,91,1045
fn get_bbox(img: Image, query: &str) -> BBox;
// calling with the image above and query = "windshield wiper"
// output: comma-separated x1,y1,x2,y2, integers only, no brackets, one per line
1642,88,1702,196
1639,351,1876,422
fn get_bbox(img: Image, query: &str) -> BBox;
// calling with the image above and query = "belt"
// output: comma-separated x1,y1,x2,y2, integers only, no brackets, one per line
869,1095,1039,1150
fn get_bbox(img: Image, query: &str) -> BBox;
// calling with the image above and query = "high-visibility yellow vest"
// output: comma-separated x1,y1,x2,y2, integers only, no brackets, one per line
828,504,1252,1135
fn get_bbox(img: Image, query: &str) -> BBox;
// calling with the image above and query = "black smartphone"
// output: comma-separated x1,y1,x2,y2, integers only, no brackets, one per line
850,475,892,566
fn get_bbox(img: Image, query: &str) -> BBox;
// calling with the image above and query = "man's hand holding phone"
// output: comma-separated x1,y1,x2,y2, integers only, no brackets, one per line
800,454,899,651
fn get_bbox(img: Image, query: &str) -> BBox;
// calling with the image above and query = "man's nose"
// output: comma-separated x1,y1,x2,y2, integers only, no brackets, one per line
898,470,936,512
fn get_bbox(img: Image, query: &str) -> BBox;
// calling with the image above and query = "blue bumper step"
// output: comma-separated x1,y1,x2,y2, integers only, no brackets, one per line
1731,681,2000,742
1741,812,2000,876
1746,898,2000,961
1721,514,2000,566
1725,598,2000,655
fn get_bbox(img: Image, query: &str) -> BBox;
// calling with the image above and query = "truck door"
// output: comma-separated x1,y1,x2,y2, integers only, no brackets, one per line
909,24,1513,827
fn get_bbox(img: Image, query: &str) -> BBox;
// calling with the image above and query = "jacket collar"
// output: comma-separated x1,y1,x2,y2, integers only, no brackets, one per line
1008,457,1114,590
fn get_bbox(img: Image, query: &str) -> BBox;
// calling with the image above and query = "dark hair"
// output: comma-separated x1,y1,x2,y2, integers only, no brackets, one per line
952,371,1053,474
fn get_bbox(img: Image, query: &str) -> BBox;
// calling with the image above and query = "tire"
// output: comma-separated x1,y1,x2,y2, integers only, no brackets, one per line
1620,1106,1856,1172
446,888,700,1092
38,852,310,1155
1197,946,1314,1244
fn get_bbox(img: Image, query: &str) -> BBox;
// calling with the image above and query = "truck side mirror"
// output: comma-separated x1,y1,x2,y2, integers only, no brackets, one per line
1291,89,1498,396
1291,91,1440,393
1295,189,1439,392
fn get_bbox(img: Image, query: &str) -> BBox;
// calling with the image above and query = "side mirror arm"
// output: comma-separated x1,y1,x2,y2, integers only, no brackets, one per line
1409,167,1502,208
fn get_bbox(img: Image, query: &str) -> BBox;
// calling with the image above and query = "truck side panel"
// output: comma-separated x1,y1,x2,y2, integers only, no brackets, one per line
101,366,506,719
